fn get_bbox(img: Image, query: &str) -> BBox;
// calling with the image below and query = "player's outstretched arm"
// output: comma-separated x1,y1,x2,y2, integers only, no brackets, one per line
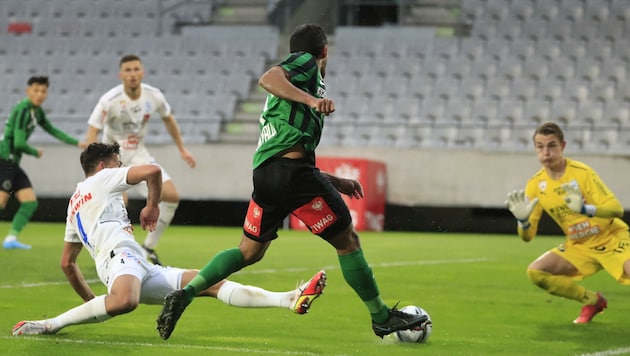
259,66,334,115
505,189,539,242
60,241,96,302
162,114,196,168
562,183,623,218
127,164,162,231
85,125,101,144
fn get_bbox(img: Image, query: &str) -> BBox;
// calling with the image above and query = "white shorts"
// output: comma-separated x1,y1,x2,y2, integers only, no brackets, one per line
101,247,185,305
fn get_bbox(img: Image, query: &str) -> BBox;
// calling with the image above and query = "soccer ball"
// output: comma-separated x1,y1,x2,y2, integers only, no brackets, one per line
394,305,432,343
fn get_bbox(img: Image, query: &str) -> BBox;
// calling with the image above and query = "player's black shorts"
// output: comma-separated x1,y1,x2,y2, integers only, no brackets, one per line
0,158,32,193
242,157,352,242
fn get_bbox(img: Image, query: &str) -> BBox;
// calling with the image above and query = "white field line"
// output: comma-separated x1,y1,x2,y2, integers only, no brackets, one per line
0,336,334,355
0,257,490,289
577,347,630,356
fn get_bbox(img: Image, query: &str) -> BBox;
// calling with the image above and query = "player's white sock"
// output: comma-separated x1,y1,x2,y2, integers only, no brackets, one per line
217,280,294,308
143,201,178,249
4,235,16,243
49,295,112,332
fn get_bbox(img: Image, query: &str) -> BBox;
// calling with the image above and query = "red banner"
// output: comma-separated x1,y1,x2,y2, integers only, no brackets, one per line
290,157,387,231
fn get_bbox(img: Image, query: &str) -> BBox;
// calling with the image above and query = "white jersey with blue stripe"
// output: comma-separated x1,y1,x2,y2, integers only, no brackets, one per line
64,167,142,268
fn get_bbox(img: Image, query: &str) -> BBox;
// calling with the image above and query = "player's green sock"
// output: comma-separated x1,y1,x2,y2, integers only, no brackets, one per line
10,201,38,236
183,247,246,305
338,248,389,323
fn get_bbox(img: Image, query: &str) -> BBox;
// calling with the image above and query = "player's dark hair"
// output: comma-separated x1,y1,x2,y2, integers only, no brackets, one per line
80,142,121,175
289,24,327,58
27,76,49,87
533,122,564,142
119,54,142,67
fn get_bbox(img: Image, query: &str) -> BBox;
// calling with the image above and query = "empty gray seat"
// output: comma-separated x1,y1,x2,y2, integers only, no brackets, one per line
535,1,560,21
547,19,574,41
611,0,630,21
584,0,610,22
510,1,534,21
470,99,498,124
604,101,630,126
418,97,446,124
559,0,584,21
537,80,563,101
391,97,421,123
459,78,485,101
486,78,512,101
575,58,601,82
523,100,550,125
563,79,590,103
578,102,604,125
550,101,578,126
459,38,485,61
381,75,411,98
573,19,600,41
521,19,548,41
497,100,524,124
511,80,538,101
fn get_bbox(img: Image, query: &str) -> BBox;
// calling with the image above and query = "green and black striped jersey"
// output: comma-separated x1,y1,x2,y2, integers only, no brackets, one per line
0,98,78,164
253,51,326,169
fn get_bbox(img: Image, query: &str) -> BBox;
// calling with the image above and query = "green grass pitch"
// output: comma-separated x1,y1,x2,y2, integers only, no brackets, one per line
1,222,629,356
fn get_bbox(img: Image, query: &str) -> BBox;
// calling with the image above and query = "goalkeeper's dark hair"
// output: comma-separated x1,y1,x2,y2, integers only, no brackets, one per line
27,76,49,87
533,122,564,142
80,142,121,175
289,24,327,58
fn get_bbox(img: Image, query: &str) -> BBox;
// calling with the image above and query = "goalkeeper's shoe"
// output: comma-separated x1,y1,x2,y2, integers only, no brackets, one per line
12,321,56,336
574,292,607,324
372,303,428,338
142,245,162,266
292,270,327,314
157,289,188,340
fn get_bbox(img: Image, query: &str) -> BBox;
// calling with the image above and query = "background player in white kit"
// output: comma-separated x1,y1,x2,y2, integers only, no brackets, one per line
11,142,326,336
86,54,194,265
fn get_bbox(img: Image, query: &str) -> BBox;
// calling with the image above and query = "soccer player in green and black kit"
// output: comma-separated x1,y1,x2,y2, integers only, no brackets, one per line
0,76,86,249
157,23,427,340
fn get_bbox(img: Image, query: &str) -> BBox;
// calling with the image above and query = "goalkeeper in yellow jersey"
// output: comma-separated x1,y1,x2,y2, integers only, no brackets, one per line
505,121,630,324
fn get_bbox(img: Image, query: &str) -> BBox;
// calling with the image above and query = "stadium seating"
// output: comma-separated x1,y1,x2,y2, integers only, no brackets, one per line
0,0,278,144
319,0,630,152
3,0,630,152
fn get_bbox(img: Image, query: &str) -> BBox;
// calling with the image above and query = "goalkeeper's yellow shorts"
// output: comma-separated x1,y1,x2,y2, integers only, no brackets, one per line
550,228,630,285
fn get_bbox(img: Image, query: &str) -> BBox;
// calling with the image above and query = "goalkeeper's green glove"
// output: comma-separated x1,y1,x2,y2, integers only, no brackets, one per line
561,183,596,217
505,190,539,229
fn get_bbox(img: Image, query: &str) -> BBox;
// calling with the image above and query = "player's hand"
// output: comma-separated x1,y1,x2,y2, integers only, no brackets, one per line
311,98,335,115
180,148,196,168
139,206,160,232
505,190,538,222
37,149,43,158
562,183,585,213
336,178,364,199
77,141,88,149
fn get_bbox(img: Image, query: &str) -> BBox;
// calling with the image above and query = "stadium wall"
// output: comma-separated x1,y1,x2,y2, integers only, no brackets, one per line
13,144,630,233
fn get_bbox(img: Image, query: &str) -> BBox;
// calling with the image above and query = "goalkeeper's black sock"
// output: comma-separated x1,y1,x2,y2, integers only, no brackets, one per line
183,248,246,304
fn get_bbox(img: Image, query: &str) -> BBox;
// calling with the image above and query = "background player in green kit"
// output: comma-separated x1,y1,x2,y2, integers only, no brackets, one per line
156,23,426,340
0,76,86,249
